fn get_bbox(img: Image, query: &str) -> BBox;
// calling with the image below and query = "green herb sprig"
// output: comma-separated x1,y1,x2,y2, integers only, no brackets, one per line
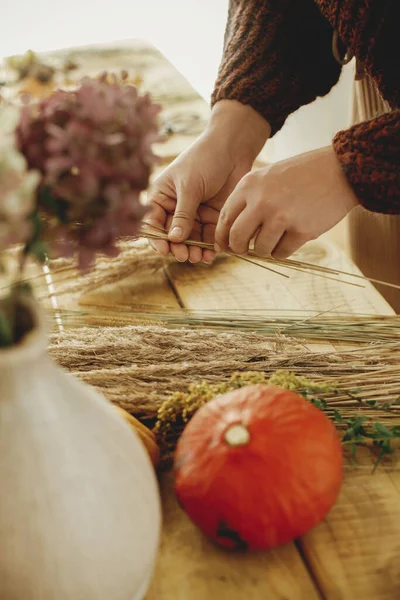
155,370,400,471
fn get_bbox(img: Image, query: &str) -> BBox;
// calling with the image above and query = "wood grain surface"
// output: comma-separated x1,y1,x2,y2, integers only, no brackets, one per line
4,40,399,599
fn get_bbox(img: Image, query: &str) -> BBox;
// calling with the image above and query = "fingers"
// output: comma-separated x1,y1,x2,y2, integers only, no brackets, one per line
171,243,189,262
197,204,218,263
253,223,283,258
213,170,307,258
147,182,202,261
168,183,201,244
227,208,261,255
145,198,170,256
188,221,203,264
214,193,246,252
165,213,189,262
202,222,216,264
213,192,305,259
148,237,170,256
271,231,309,260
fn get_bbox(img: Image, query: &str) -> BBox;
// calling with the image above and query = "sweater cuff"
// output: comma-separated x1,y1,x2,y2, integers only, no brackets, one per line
333,111,400,214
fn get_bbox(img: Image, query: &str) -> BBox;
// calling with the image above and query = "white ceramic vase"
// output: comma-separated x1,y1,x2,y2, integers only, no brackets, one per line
0,298,161,600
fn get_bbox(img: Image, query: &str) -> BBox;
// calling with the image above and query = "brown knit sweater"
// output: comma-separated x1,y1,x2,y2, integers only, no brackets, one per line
211,0,400,214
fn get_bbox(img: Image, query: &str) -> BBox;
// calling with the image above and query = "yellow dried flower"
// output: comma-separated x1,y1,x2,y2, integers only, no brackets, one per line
154,369,336,469
228,371,270,388
268,370,332,393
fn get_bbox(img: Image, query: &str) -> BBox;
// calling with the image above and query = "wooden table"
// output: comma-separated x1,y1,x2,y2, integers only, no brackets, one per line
78,241,400,600
86,255,397,600
3,40,400,600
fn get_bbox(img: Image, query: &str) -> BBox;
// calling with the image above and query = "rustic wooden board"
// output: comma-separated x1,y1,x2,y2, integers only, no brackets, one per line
78,268,181,314
301,448,400,599
167,242,393,317
146,473,322,600
388,467,400,496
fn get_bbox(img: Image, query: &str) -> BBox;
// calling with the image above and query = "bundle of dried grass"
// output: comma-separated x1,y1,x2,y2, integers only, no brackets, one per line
49,323,400,420
49,325,294,418
49,306,400,344
37,239,168,301
48,324,400,469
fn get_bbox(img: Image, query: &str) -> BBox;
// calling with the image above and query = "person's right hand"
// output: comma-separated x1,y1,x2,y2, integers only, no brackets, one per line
146,100,271,263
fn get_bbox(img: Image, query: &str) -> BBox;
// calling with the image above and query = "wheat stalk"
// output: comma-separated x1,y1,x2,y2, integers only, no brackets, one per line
45,306,400,344
140,225,400,291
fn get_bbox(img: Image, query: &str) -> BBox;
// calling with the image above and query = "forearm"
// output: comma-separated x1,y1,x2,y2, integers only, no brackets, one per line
206,100,271,163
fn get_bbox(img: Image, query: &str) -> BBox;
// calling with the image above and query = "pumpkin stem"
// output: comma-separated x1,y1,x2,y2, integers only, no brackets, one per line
224,423,250,447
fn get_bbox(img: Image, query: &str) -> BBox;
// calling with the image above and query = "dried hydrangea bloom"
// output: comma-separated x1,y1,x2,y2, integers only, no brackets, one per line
0,105,40,252
17,73,161,272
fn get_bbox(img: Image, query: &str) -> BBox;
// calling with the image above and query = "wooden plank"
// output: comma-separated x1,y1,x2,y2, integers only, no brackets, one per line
388,466,400,495
167,247,394,317
80,268,181,313
146,473,322,600
300,447,400,599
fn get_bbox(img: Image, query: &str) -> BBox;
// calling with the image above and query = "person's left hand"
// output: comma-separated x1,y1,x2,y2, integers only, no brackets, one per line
214,146,359,259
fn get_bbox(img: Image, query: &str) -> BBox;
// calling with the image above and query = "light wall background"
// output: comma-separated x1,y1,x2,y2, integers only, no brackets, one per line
1,0,354,161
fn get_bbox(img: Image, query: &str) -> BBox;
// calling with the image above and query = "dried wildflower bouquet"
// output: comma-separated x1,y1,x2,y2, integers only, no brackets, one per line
0,73,160,345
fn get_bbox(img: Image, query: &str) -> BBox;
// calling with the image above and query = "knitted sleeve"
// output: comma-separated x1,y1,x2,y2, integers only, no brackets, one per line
211,0,343,136
333,111,400,214
319,0,399,110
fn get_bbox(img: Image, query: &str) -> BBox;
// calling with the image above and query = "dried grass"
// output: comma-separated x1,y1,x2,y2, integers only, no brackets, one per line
49,323,400,425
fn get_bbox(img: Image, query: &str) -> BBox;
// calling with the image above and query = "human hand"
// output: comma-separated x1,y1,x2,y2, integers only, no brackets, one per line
214,146,359,259
146,101,270,263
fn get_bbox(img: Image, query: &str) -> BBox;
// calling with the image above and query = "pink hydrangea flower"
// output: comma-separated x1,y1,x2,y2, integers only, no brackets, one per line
17,73,161,272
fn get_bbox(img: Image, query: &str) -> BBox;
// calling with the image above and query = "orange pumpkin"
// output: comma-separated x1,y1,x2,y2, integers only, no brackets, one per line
174,384,343,551
115,407,160,468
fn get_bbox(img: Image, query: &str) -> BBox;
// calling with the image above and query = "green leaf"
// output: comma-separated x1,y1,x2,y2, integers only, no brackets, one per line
372,439,395,473
28,240,48,264
23,212,49,264
373,449,387,473
342,416,369,443
39,187,69,224
23,212,43,255
310,397,327,411
346,416,368,430
333,410,344,423
372,423,393,438
351,388,362,395
373,438,393,452
349,442,359,463
366,400,379,407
